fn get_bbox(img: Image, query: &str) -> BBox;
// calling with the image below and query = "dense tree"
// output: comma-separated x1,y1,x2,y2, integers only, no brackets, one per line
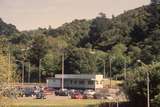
0,18,18,36
123,62,160,107
28,35,48,66
88,13,112,48
64,47,96,74
41,51,61,78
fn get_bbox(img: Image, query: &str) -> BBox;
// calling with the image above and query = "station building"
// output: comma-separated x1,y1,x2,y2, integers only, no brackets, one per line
46,74,104,90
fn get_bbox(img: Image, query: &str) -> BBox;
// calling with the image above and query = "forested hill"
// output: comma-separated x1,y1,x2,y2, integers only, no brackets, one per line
0,4,160,80
86,4,160,64
0,18,19,36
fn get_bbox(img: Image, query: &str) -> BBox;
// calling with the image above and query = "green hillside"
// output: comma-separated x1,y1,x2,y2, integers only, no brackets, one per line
1,4,160,80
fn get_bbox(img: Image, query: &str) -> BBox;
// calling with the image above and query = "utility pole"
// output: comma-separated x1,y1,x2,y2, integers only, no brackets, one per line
147,72,150,107
8,49,11,84
28,62,31,83
22,61,24,86
39,59,41,83
103,60,106,78
116,98,119,107
109,102,111,107
109,58,112,88
61,53,64,90
124,59,127,80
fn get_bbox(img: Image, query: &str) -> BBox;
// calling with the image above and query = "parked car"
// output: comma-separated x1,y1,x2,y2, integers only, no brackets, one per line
2,88,17,99
83,90,95,95
68,89,83,96
43,87,54,95
68,89,77,96
44,87,55,91
71,92,83,99
93,92,106,99
83,90,95,99
23,88,34,97
93,92,114,100
105,94,114,100
15,88,24,97
54,90,59,96
55,89,69,96
83,93,94,99
36,91,46,99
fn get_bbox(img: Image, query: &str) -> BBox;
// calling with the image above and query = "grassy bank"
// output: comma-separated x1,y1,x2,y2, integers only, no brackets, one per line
11,99,106,107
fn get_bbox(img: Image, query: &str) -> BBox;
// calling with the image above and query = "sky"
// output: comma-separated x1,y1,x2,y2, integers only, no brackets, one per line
0,0,150,31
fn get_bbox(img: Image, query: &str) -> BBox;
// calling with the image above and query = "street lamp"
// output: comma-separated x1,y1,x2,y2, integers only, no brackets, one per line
137,60,150,107
57,39,66,90
61,53,64,90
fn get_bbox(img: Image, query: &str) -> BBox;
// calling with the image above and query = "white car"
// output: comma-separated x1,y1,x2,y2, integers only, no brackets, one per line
105,94,114,100
83,90,96,95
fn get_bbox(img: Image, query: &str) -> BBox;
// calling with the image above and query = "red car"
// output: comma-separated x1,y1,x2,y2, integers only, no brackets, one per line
43,87,54,95
71,93,83,99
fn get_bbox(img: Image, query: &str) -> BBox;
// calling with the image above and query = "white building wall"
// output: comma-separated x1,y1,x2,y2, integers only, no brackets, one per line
47,78,61,88
95,75,104,89
46,74,103,89
64,79,95,89
55,74,96,79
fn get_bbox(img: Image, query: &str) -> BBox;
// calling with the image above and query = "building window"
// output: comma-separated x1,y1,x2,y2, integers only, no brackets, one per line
70,80,73,84
79,80,85,85
88,80,94,85
74,80,77,84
